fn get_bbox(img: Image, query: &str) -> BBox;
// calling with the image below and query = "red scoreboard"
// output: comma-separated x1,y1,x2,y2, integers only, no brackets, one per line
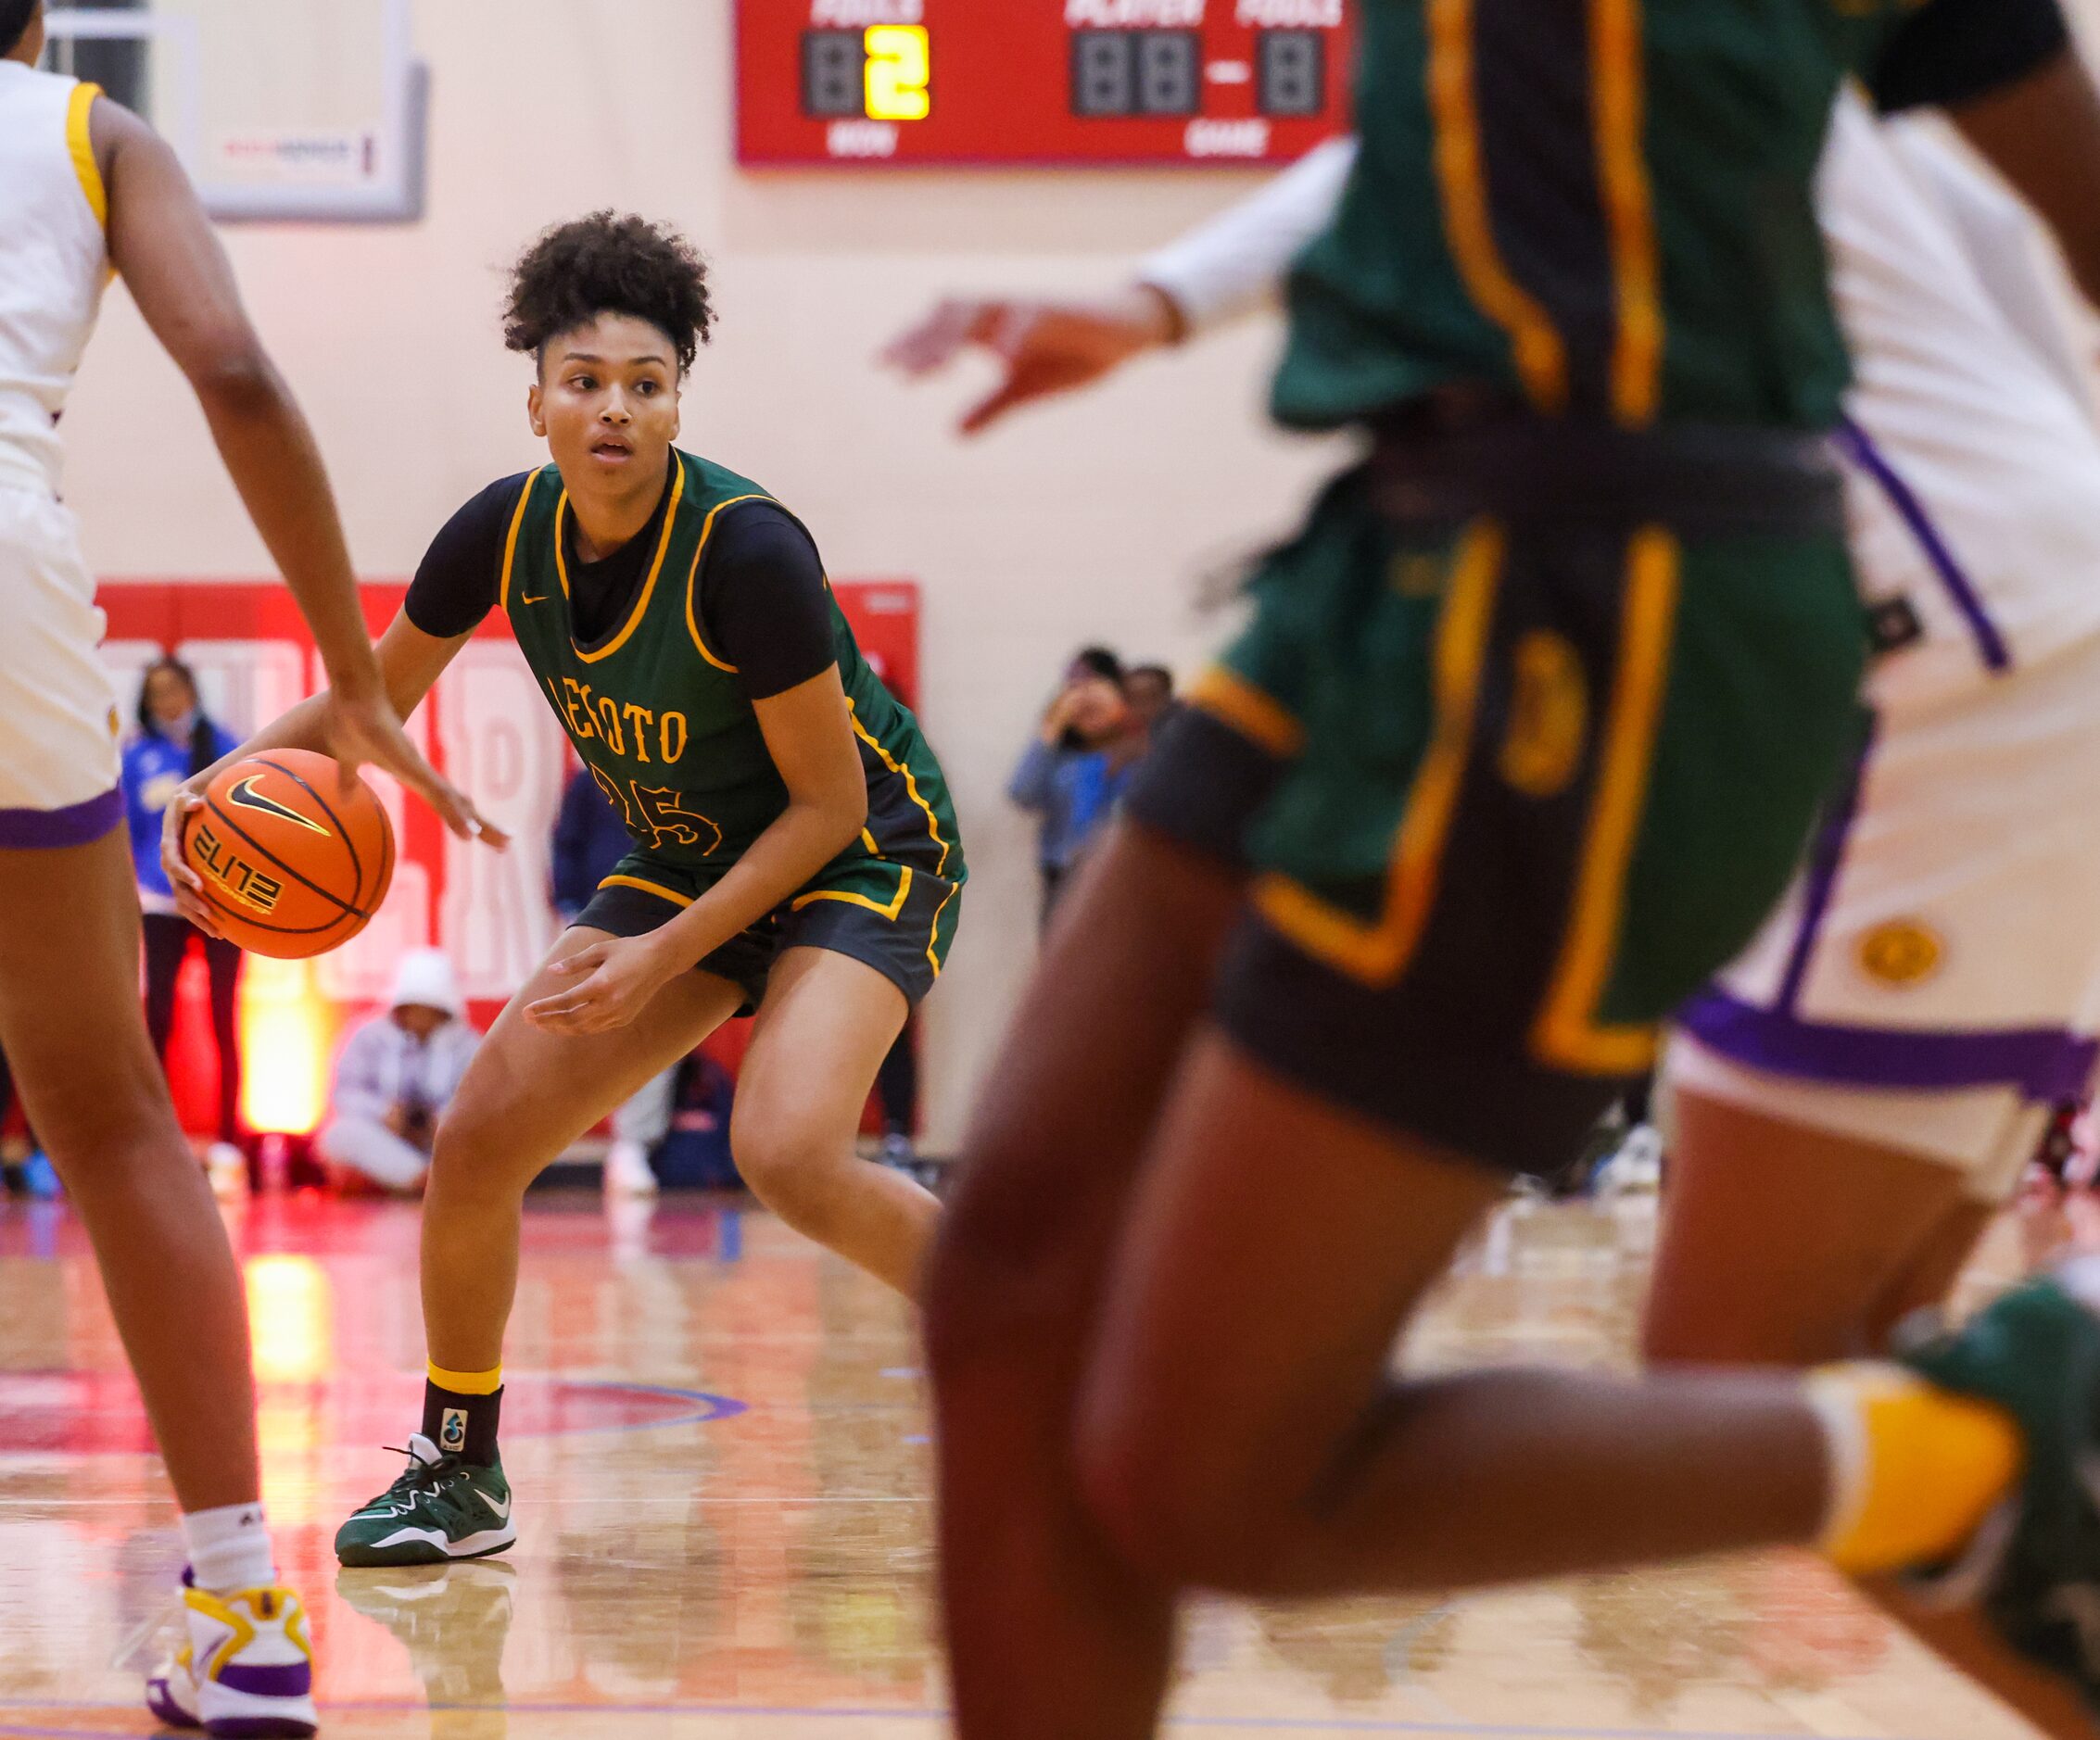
735,1,1355,169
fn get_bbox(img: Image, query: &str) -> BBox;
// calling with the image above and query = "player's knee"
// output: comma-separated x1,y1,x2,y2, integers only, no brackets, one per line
923,1136,1095,1378
1074,1394,1287,1594
30,1067,186,1178
729,1119,847,1237
424,1102,523,1205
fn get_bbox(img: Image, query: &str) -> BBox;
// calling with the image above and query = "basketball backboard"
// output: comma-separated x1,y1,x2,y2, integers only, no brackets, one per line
40,0,427,222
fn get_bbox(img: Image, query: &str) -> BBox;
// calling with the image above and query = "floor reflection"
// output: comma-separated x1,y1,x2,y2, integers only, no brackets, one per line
0,1189,2071,1738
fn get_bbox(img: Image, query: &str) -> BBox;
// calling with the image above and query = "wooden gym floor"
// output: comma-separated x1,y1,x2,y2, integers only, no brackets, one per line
0,1186,2074,1738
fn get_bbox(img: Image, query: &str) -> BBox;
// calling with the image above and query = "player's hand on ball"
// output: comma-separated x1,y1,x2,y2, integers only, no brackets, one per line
319,688,511,850
525,935,676,1035
882,287,1181,434
159,783,224,939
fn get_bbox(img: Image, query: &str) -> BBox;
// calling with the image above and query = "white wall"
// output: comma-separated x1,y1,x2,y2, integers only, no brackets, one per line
58,0,1347,1146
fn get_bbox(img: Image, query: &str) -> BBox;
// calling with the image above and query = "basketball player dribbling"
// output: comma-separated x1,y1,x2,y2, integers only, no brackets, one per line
0,3,493,1733
891,0,2100,1733
169,213,966,1570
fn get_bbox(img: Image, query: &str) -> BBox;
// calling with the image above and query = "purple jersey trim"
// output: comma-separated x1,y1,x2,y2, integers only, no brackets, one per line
1835,417,2011,674
1678,990,2100,1104
0,785,122,849
1777,713,1876,1015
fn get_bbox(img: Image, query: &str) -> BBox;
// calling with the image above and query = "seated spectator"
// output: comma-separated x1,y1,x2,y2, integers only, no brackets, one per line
1008,648,1145,927
316,951,479,1193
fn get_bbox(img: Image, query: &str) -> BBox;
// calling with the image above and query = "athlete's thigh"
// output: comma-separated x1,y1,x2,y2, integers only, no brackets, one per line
933,820,1249,1305
1643,1087,1982,1366
442,926,744,1167
1078,1029,1505,1511
735,946,907,1141
0,829,177,1152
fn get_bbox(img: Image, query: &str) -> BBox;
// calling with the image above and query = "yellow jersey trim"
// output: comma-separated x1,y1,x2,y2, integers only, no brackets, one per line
1529,525,1679,1074
498,473,540,617
1188,666,1307,759
792,864,914,921
1425,0,1567,413
554,462,688,664
1591,0,1663,426
67,82,107,231
681,493,776,673
925,878,961,977
597,872,693,909
847,697,953,877
1254,521,1504,984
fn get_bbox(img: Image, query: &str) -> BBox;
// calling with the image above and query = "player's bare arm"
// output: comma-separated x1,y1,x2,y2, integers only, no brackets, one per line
525,662,868,1036
93,95,487,842
1947,48,2100,313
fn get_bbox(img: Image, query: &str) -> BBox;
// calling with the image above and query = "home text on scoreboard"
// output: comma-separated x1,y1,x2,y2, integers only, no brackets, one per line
737,0,1354,169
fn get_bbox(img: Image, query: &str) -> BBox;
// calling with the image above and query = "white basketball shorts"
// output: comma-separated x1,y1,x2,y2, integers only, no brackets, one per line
1664,624,2100,1204
0,484,121,841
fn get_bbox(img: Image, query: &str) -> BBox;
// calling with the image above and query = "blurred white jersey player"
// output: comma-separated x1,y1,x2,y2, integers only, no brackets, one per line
0,4,481,1733
1669,95,2100,1213
0,47,120,820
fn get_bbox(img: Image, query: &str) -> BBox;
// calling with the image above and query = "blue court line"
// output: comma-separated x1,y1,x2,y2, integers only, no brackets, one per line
0,1703,1947,1739
544,1378,748,1437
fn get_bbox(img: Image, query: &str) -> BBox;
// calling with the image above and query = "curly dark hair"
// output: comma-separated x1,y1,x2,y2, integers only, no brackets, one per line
503,211,714,374
1,0,39,57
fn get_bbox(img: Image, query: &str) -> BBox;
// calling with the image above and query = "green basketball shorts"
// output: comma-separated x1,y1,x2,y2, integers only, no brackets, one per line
576,851,963,1015
1127,459,1867,1173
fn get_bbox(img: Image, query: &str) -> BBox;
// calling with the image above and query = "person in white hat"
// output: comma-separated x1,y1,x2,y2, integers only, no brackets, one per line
317,950,480,1192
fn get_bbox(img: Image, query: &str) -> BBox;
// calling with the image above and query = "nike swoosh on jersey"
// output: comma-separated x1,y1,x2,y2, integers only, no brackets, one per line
521,594,549,604
228,775,332,837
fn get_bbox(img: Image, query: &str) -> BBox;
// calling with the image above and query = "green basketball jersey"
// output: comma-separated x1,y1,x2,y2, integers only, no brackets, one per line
1271,0,1919,434
500,449,963,888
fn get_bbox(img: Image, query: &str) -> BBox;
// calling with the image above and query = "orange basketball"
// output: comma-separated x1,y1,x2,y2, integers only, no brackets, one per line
181,750,394,959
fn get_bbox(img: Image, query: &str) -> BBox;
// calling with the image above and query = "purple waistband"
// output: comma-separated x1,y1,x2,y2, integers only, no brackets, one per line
0,786,122,850
1678,991,2100,1104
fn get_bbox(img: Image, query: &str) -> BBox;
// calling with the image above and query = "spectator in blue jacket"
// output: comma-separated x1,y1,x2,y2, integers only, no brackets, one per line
123,658,247,1191
1008,648,1143,928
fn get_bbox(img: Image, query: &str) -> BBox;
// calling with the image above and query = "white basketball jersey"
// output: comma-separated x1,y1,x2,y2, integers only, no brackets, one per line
0,62,108,497
1821,91,2100,705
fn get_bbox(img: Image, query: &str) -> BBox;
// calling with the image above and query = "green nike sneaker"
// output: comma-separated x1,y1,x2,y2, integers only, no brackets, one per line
335,1434,516,1568
1898,1257,2100,1708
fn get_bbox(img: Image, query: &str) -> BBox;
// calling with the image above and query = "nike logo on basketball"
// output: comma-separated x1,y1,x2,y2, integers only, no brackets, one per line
477,1490,512,1519
228,775,332,836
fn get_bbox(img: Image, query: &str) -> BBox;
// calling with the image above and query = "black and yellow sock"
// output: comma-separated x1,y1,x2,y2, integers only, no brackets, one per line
424,1362,503,1468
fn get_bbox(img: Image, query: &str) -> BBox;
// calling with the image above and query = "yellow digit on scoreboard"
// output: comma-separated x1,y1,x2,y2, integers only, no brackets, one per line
864,24,930,122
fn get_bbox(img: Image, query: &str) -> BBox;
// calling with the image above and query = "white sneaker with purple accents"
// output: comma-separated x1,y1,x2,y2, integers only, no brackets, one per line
146,1578,318,1738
